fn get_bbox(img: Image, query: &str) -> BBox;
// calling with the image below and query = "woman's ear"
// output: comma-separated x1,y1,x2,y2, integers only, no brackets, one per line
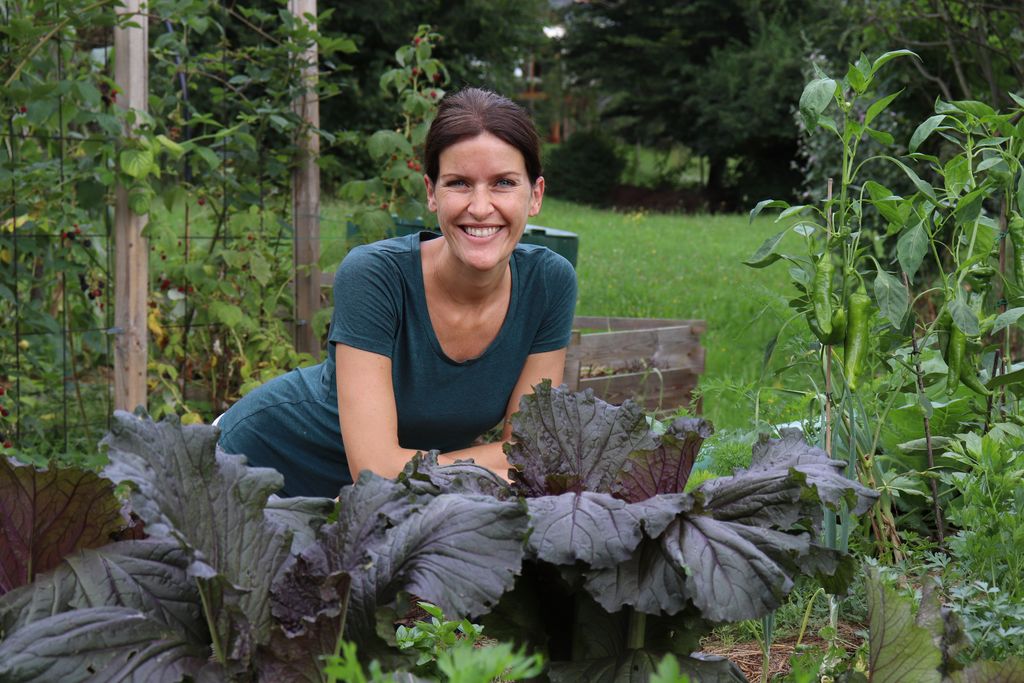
424,174,438,212
528,176,545,216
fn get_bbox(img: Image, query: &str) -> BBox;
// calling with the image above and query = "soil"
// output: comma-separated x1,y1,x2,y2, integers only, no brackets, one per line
700,621,864,682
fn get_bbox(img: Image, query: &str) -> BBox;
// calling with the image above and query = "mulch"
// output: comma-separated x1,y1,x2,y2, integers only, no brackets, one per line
700,621,864,682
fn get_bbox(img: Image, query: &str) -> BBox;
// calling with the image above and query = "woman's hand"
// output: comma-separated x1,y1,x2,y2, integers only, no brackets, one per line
336,344,567,481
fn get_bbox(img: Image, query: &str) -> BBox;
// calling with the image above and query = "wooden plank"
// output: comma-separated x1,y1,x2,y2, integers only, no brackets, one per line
563,330,582,391
574,315,707,335
290,0,320,355
575,325,703,369
578,368,700,412
113,0,148,413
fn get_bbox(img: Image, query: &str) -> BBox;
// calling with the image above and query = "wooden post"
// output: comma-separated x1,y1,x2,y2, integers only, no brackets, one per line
113,0,149,413
290,0,321,355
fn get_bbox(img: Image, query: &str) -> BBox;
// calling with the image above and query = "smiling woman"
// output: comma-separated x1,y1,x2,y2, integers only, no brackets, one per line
216,88,578,498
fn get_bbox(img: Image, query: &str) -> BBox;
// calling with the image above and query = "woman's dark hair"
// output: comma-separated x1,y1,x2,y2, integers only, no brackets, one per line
424,87,542,184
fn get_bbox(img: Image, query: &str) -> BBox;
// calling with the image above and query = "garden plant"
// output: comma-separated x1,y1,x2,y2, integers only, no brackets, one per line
746,49,1024,676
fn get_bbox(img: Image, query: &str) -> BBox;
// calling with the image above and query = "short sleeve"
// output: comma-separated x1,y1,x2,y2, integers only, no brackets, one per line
328,245,403,358
530,253,578,354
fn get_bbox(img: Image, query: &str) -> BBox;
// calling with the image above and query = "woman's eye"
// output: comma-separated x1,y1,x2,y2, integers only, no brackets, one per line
445,179,467,187
496,178,516,187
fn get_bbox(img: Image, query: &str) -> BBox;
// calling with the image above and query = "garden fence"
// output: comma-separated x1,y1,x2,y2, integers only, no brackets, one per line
1,0,331,464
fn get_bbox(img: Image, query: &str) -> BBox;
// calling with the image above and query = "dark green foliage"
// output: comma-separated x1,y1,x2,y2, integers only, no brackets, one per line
543,131,625,206
560,0,818,205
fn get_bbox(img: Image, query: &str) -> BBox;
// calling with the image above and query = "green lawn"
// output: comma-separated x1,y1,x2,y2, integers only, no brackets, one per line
321,196,806,430
533,198,801,429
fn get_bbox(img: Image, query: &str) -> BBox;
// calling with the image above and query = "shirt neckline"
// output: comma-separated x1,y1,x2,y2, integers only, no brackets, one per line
411,231,519,366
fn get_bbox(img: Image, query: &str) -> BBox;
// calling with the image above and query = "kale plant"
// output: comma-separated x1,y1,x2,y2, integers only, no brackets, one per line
0,383,879,682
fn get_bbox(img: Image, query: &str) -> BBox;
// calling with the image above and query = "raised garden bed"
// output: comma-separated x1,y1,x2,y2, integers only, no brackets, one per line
564,316,706,413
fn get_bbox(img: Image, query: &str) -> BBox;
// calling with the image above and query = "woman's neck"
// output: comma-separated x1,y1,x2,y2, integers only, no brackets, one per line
425,238,509,307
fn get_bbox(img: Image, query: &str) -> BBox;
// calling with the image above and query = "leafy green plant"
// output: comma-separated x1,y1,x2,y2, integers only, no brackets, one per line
2,0,358,455
396,602,484,670
941,430,1024,599
332,25,448,269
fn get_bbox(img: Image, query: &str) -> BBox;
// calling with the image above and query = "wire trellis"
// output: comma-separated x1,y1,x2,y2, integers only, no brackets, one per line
2,0,326,464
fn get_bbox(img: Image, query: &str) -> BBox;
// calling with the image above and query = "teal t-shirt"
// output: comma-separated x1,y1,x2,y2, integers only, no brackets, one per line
217,232,577,497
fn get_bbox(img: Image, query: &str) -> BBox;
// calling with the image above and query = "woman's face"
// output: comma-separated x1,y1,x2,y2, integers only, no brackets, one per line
425,132,544,274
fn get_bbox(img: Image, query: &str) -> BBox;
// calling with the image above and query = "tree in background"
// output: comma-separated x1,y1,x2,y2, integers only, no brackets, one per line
849,0,1024,112
559,0,823,208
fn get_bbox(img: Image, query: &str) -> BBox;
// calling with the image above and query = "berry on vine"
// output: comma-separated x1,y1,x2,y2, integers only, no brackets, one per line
3,441,12,449
0,408,9,417
198,197,206,206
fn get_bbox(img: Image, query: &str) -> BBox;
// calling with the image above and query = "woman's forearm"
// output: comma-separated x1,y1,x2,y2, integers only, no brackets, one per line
349,441,510,482
438,441,511,478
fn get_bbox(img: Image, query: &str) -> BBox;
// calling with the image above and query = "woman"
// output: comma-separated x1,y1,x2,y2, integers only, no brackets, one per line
217,88,578,498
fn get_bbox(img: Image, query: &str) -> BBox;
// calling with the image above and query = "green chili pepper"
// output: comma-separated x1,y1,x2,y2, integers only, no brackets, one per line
809,307,847,346
813,253,835,337
959,358,993,397
935,307,952,356
844,285,871,391
946,323,966,396
1008,212,1024,289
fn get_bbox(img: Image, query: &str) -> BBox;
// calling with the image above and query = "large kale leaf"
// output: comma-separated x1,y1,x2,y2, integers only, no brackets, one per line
506,381,659,496
101,411,333,670
0,456,125,596
0,606,217,683
271,471,528,666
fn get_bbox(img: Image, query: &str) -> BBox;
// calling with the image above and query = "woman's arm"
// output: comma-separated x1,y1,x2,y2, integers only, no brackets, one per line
336,344,567,480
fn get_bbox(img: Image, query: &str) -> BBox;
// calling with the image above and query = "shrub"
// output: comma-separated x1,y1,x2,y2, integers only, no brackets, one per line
543,131,625,206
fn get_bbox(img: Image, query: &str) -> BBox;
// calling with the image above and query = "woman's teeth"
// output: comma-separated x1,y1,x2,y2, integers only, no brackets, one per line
464,226,500,238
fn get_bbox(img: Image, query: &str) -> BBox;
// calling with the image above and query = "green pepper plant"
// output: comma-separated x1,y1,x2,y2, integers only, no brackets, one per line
748,48,1024,673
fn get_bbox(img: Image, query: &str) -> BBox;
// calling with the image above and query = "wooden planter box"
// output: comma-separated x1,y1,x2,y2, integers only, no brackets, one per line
563,316,706,413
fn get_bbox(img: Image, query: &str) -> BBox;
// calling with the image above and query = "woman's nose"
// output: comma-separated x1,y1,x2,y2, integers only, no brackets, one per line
467,187,493,218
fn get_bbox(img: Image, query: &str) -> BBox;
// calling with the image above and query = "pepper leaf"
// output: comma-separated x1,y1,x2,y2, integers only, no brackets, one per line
873,267,910,327
897,221,929,279
742,229,789,268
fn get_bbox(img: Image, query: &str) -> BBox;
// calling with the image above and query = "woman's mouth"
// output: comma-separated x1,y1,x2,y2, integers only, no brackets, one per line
462,225,501,238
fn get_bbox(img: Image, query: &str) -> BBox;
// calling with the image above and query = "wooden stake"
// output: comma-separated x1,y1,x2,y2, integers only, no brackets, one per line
290,0,321,356
113,0,149,413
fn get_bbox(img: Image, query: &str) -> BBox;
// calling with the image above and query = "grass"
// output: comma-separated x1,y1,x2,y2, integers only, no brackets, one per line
533,197,805,430
321,196,810,431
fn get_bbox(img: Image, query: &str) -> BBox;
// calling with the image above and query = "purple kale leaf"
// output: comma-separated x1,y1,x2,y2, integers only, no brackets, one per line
0,457,125,596
101,410,327,669
271,471,527,666
399,450,512,499
0,606,217,682
612,417,713,502
697,428,878,530
0,539,204,643
506,381,658,496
